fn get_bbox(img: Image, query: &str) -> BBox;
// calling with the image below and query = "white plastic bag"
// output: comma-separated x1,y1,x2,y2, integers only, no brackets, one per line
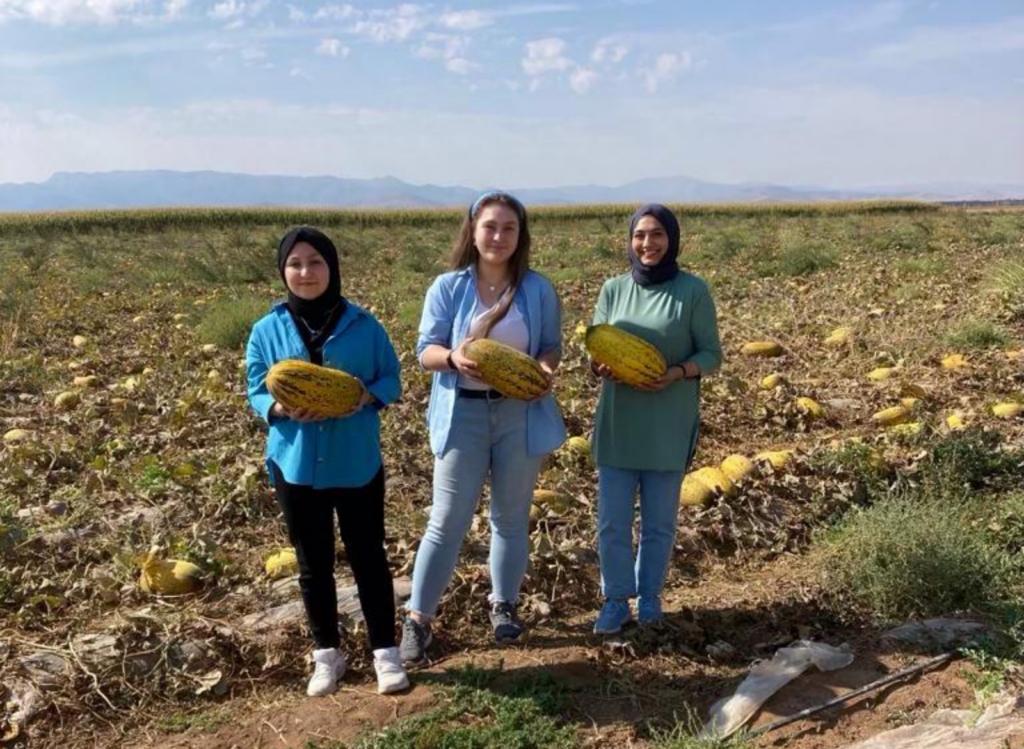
701,640,854,738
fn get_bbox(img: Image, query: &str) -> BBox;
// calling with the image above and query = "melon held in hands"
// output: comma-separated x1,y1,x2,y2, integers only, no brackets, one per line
266,360,365,418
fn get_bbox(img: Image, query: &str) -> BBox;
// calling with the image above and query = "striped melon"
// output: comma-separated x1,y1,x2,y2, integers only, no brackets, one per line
266,360,364,417
741,341,784,357
585,324,666,388
463,339,548,400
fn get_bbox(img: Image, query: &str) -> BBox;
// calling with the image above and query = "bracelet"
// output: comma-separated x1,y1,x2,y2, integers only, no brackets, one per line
446,350,456,371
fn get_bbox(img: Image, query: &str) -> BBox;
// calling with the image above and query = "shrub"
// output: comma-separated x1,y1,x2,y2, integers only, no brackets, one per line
945,319,1010,350
197,293,272,350
815,490,1014,623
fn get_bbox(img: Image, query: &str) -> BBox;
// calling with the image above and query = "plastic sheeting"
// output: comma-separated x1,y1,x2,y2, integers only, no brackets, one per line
843,694,1024,749
701,640,855,738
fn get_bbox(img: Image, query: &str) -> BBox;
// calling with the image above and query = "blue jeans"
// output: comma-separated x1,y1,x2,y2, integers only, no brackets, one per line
597,466,684,601
408,395,543,618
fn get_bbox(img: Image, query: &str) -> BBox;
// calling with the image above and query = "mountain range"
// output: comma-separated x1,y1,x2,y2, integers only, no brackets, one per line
1,170,1022,211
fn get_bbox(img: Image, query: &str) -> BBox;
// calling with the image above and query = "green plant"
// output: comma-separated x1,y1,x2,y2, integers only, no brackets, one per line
196,292,272,350
352,665,577,749
945,319,1009,350
815,490,1014,623
647,707,752,749
926,428,1020,490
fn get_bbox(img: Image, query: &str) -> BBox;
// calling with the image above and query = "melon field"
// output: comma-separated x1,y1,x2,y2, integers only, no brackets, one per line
1,202,1023,749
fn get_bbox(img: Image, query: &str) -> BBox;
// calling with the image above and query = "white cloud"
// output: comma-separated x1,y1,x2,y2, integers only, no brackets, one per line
413,33,473,73
312,4,356,21
592,40,628,64
439,9,490,31
0,0,188,25
240,46,265,61
643,51,691,93
522,37,572,75
569,67,598,93
316,38,350,57
351,4,427,43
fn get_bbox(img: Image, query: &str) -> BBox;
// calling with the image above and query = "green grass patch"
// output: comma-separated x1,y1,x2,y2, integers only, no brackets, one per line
758,243,837,277
196,292,272,350
646,707,752,749
944,319,1010,351
350,664,577,749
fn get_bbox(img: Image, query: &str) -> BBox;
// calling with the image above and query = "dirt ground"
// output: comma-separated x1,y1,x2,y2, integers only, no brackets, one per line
107,556,984,749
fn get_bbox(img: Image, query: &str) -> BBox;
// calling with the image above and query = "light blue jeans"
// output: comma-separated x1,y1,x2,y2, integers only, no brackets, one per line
597,466,684,601
408,395,543,618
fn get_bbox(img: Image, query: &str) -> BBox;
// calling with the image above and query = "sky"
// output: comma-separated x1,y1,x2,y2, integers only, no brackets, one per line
0,0,1022,189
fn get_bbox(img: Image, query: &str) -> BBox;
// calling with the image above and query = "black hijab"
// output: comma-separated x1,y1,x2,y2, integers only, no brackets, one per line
627,203,681,287
277,226,347,362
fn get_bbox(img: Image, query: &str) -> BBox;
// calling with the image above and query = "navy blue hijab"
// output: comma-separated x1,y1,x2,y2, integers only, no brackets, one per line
627,203,681,287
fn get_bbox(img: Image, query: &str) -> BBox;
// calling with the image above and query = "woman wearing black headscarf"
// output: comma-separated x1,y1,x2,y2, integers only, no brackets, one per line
587,204,723,635
246,227,409,696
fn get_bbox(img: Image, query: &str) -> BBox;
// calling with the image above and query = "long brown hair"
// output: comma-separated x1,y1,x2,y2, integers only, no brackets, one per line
449,192,531,338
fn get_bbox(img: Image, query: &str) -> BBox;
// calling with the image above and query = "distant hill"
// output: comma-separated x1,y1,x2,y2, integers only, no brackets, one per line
1,170,1022,211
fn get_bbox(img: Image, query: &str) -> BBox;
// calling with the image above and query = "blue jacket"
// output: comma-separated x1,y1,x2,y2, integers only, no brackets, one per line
417,267,566,457
246,301,401,488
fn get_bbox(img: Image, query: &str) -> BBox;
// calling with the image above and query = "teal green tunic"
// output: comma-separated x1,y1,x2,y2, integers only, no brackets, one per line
591,271,723,472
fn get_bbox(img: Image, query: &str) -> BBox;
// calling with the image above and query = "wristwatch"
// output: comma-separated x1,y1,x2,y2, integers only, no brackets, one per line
446,350,456,371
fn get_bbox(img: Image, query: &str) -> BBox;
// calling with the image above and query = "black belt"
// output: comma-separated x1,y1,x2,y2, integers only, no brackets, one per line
457,388,505,400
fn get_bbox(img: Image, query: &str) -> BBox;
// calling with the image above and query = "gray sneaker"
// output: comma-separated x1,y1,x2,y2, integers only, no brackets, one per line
489,601,524,642
399,617,433,664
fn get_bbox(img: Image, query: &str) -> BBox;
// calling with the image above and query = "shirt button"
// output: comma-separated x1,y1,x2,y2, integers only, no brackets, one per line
319,426,324,432
317,458,324,463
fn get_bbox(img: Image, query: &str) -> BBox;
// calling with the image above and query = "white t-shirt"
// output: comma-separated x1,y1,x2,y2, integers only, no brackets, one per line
459,294,530,390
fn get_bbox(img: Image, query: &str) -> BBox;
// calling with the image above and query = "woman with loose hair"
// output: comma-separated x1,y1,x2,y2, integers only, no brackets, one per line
588,203,722,635
399,191,566,663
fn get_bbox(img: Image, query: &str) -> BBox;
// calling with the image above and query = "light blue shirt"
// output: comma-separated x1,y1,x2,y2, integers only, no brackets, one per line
246,301,401,488
417,268,567,457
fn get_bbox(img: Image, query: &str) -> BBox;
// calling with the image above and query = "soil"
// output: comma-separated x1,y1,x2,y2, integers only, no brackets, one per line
107,555,985,749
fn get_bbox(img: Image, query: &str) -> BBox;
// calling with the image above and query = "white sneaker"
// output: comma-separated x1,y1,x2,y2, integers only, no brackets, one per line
373,647,410,695
307,648,346,697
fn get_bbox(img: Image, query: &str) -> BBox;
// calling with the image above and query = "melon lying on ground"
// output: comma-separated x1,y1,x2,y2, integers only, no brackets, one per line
867,367,896,382
139,552,203,595
585,324,667,388
720,454,755,483
463,339,549,400
824,327,852,346
740,341,784,357
691,466,736,498
266,360,365,417
533,489,572,514
760,373,786,389
754,450,793,470
941,354,968,370
265,548,299,580
992,403,1023,419
680,474,714,507
795,397,826,420
872,405,912,427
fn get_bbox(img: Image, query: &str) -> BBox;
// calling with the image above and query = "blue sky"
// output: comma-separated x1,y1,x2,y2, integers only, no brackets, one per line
0,0,1021,188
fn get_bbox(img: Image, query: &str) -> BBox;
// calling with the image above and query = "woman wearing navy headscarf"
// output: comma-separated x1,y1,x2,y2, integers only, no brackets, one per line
588,204,723,634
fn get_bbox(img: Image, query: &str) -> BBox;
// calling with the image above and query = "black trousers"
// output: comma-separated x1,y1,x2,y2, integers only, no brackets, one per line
271,463,396,650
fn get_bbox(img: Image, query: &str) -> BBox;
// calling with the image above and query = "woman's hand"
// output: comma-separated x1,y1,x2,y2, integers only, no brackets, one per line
529,361,556,401
449,338,484,381
270,402,329,422
590,359,621,383
635,363,696,392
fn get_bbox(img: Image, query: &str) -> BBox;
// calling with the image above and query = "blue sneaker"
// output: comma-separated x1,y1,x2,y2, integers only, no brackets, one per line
593,599,632,634
637,597,663,625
